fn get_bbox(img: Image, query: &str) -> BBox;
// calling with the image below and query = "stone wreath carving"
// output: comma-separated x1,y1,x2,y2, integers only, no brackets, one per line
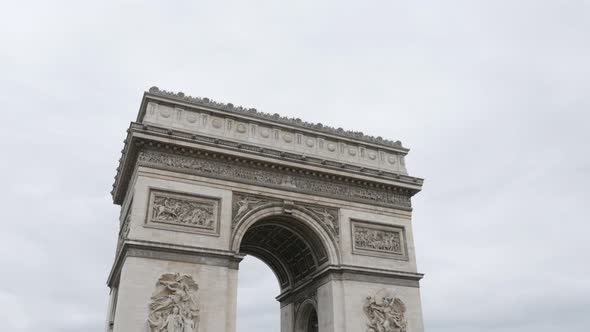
363,290,408,332
147,273,200,332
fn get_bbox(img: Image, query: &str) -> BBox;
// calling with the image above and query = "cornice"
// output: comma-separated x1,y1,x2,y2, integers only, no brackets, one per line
119,122,422,185
108,242,423,291
111,128,422,208
107,240,242,287
276,264,423,303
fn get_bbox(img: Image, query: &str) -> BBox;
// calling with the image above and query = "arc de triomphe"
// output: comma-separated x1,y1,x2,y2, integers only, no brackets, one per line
105,87,425,332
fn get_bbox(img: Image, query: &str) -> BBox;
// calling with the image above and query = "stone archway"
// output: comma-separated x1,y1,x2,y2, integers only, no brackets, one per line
104,88,426,332
294,299,318,332
232,203,340,330
238,216,330,291
231,202,341,266
231,202,340,287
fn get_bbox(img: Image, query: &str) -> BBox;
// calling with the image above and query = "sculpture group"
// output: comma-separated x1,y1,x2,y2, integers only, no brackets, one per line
152,195,214,228
147,273,200,332
355,227,402,253
363,292,408,332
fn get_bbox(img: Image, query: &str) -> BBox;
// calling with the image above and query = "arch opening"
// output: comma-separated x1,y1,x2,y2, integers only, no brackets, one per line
295,301,319,332
236,255,280,332
306,309,318,332
237,215,330,291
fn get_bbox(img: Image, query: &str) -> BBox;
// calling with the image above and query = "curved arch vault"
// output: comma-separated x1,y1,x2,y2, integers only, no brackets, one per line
239,216,329,290
105,88,426,332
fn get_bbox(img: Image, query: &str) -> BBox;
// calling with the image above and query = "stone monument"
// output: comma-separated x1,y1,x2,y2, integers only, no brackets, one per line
105,87,425,332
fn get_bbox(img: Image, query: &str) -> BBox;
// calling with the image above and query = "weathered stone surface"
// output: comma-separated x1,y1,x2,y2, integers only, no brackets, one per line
145,190,220,236
147,273,200,332
137,149,413,209
351,220,408,260
146,87,405,149
141,98,408,175
104,89,425,332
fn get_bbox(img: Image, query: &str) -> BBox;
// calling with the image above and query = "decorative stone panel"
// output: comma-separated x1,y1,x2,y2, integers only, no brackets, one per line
145,190,220,236
116,207,131,254
148,273,200,332
142,94,409,175
363,289,408,332
231,192,340,242
137,149,412,210
351,220,407,260
231,192,282,227
303,204,339,241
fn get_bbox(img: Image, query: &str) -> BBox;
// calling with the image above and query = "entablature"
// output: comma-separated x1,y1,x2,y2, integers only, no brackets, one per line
139,90,410,175
111,127,423,209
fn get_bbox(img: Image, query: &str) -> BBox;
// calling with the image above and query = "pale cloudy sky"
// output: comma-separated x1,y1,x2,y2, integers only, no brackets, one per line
1,1,589,331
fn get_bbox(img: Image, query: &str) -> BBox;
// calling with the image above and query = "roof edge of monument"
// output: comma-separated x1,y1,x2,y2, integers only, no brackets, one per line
143,86,407,150
110,128,423,206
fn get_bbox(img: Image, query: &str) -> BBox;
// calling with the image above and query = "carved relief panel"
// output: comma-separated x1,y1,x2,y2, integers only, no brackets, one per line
231,192,281,227
231,192,340,242
351,220,407,260
137,150,412,209
304,205,339,241
363,289,408,332
116,203,132,254
148,273,200,332
146,190,220,236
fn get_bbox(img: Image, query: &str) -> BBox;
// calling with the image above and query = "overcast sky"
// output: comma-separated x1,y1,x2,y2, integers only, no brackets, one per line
1,1,589,331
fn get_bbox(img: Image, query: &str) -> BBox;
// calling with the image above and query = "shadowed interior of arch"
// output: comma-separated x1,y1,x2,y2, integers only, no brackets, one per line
238,216,329,290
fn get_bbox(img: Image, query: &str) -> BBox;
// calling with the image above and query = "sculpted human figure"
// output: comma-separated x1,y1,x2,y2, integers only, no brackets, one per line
154,280,189,312
182,311,197,332
236,196,261,217
363,294,407,332
188,207,213,227
154,198,179,221
363,296,384,332
163,306,184,332
149,274,200,332
203,210,214,227
314,209,337,232
150,274,199,315
147,311,164,332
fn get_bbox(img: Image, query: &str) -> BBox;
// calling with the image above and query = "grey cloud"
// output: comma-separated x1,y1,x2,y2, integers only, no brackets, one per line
0,1,588,331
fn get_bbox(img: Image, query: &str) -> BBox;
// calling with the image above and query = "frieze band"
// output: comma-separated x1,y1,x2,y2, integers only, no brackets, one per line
137,149,412,210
